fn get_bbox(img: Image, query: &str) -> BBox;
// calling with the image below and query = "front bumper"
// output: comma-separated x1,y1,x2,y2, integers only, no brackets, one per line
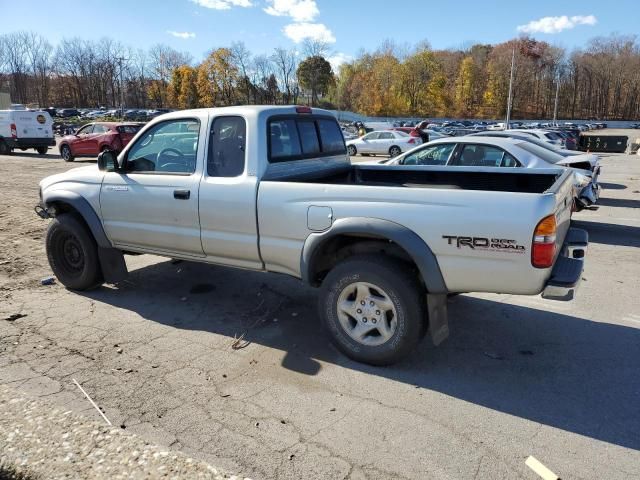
542,228,588,301
577,182,601,209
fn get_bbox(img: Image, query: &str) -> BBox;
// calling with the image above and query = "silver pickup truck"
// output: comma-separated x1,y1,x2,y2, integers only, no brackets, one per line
36,106,588,365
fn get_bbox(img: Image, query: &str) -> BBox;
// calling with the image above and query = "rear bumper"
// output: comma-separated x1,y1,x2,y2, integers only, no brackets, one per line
542,228,588,301
6,137,56,149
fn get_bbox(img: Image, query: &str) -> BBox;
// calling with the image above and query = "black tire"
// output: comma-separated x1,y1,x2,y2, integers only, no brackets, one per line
36,146,48,155
319,255,426,366
347,145,357,156
46,213,103,290
0,140,10,155
389,145,401,157
60,144,74,162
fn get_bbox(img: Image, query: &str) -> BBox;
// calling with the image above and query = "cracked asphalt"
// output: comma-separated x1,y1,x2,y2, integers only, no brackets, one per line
1,146,639,479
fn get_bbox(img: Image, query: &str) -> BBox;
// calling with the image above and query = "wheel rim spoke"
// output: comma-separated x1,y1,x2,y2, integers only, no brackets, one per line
336,281,398,347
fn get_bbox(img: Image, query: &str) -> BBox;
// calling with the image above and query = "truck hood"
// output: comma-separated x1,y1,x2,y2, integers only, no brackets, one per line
39,165,104,191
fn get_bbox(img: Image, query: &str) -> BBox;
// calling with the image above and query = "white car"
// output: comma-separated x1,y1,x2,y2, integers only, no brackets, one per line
386,136,600,209
346,130,421,157
467,131,599,172
0,109,55,155
507,129,565,148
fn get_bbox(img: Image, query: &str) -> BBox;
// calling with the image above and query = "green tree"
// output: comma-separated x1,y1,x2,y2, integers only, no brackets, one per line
296,55,334,106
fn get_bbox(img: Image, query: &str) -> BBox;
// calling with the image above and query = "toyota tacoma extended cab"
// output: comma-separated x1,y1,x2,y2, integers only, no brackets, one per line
36,106,588,365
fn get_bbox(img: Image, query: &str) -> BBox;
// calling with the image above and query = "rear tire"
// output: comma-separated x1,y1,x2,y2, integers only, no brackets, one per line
347,145,357,156
0,140,10,155
46,213,103,290
36,146,48,155
319,255,426,366
60,144,74,162
389,146,401,157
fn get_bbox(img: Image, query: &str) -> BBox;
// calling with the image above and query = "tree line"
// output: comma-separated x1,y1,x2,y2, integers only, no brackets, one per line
2,31,640,120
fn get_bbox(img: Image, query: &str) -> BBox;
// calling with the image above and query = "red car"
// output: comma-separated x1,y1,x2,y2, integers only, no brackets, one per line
59,122,142,162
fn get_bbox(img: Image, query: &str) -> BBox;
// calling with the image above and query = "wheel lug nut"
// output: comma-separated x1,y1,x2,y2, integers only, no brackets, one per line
363,317,367,323
360,301,365,305
376,310,380,315
372,318,377,324
357,309,362,314
370,301,374,306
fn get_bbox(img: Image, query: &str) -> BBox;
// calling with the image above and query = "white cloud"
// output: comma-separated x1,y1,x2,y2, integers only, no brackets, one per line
283,22,335,44
517,15,597,34
167,30,196,39
264,0,318,22
191,0,252,10
328,52,352,71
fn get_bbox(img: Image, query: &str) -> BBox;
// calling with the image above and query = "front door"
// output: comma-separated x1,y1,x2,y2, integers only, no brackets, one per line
100,117,205,257
73,124,94,155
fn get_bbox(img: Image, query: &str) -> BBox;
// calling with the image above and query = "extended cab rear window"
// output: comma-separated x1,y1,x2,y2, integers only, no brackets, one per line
268,115,346,162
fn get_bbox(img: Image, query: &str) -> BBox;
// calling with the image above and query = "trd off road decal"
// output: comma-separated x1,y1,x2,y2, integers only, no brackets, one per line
443,235,526,253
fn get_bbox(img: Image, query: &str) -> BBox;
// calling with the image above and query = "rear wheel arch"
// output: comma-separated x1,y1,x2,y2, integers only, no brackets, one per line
301,218,447,294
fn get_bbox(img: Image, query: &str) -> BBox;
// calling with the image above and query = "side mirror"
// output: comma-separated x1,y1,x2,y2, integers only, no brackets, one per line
97,150,118,172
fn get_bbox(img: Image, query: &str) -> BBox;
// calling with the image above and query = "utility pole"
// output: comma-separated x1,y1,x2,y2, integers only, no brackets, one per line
504,47,515,130
552,66,562,126
115,56,127,118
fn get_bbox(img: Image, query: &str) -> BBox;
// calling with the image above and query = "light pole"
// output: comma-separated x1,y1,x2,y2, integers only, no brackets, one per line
115,56,127,118
552,65,563,126
504,47,515,130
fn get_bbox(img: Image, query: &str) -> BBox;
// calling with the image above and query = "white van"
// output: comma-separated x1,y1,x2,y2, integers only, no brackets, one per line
0,110,56,155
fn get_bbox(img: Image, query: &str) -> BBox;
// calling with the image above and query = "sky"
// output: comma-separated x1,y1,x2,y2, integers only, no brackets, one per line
4,0,639,69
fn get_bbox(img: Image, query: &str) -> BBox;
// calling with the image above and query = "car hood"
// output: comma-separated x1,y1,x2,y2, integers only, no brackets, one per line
39,165,104,191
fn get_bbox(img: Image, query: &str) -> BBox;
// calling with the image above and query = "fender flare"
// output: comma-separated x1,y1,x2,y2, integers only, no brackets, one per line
43,190,127,283
300,217,448,294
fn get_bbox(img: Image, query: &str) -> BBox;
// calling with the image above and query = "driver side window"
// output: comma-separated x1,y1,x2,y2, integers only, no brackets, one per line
126,119,200,174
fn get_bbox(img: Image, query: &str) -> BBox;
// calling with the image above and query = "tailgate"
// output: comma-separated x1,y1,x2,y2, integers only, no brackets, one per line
117,125,142,147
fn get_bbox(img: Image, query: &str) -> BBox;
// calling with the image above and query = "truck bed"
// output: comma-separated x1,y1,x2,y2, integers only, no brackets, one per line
263,161,563,194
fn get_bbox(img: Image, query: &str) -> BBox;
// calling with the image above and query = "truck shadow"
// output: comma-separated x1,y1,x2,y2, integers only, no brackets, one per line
83,258,640,451
572,220,640,247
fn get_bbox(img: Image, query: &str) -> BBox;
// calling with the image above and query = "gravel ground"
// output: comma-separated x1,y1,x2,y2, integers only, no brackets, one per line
0,385,248,479
0,144,639,479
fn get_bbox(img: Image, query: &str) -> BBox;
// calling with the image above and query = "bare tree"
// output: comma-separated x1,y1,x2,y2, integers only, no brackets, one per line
271,47,297,104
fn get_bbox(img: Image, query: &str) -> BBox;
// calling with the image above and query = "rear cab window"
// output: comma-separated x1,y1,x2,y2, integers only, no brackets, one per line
268,115,346,162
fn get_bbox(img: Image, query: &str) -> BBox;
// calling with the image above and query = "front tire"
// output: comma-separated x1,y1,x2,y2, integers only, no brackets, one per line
347,145,357,156
46,213,103,290
319,255,425,365
36,146,48,155
60,144,74,162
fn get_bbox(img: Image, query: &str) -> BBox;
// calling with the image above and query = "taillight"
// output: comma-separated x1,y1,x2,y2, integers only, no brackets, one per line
410,130,419,137
10,123,17,138
532,215,557,268
408,138,415,144
295,106,312,114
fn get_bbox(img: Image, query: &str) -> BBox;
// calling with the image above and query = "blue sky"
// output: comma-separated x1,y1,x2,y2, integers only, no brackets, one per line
5,0,638,68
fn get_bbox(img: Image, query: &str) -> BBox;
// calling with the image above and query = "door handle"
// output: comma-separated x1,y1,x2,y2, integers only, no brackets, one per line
173,189,190,200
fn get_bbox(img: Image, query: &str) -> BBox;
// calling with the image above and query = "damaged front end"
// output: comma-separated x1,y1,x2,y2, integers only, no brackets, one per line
573,169,601,211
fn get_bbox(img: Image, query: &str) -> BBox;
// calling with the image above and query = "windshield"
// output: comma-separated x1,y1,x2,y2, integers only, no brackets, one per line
515,142,564,164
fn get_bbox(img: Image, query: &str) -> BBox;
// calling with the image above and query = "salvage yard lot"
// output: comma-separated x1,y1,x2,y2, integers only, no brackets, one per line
1,148,639,479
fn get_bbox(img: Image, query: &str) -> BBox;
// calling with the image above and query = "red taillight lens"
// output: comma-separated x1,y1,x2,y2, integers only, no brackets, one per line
532,215,557,268
410,130,419,137
295,106,312,114
408,138,415,144
10,123,17,138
